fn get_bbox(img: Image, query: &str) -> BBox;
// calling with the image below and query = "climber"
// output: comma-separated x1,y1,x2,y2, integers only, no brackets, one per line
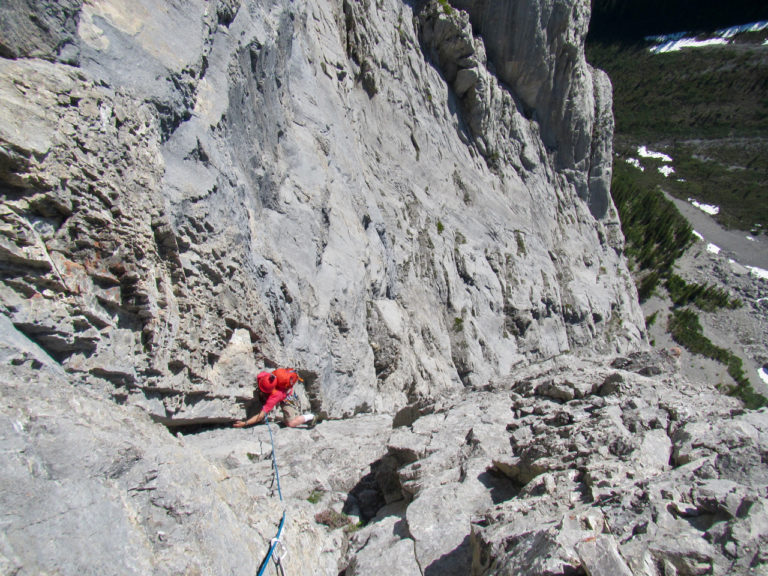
233,367,315,429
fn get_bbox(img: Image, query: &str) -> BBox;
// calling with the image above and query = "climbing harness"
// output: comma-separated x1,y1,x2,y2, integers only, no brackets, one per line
256,414,288,576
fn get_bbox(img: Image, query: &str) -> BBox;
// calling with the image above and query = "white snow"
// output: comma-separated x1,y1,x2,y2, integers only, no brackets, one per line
747,265,768,281
658,165,675,177
638,146,672,163
759,366,768,386
692,230,704,241
649,21,768,54
747,236,756,242
706,243,721,255
718,21,768,38
651,37,729,54
625,158,644,171
689,199,720,216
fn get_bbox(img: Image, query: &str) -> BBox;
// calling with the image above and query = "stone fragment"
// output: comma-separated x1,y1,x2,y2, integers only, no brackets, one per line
576,534,633,576
345,514,420,576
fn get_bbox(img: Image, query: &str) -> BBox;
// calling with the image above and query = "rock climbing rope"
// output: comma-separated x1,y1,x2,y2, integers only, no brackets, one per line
256,414,288,576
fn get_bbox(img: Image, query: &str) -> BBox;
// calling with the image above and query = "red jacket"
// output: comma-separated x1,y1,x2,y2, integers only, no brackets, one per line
261,388,289,414
259,368,299,414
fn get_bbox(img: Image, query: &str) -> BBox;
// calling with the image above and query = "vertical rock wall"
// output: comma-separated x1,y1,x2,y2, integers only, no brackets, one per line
0,0,645,421
450,0,615,218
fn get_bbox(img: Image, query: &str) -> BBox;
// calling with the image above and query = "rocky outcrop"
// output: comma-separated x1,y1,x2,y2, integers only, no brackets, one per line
0,320,386,575
469,355,767,576
4,315,765,575
342,352,768,576
1,0,643,424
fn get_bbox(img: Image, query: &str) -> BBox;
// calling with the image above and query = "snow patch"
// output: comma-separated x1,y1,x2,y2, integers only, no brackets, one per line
706,243,721,255
689,199,720,216
747,236,756,242
638,146,672,163
658,165,675,178
759,366,768,386
692,230,704,241
651,37,728,54
747,265,768,281
648,21,768,54
718,20,768,38
625,158,644,171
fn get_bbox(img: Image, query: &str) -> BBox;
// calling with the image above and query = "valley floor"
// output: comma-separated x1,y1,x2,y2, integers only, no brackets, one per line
641,197,768,397
663,191,768,270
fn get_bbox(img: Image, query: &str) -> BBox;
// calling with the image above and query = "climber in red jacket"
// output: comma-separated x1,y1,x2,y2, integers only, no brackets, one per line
233,368,315,428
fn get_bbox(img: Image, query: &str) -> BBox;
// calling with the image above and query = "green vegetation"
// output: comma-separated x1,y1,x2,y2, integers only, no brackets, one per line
453,316,464,332
668,142,768,233
610,147,756,407
307,490,324,504
437,220,444,234
668,309,767,408
589,13,768,410
314,508,364,533
437,0,455,16
610,161,694,300
589,42,768,140
344,520,364,534
587,39,768,233
665,274,741,311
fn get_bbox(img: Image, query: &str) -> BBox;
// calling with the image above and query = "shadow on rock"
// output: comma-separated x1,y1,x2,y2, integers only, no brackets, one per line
477,469,520,504
343,464,387,523
425,535,471,576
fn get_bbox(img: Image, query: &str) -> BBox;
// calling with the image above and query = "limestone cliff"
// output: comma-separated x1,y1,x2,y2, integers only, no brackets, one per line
15,2,766,575
1,0,643,424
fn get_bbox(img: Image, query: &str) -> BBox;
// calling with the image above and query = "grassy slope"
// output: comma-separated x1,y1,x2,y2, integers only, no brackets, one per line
587,34,768,233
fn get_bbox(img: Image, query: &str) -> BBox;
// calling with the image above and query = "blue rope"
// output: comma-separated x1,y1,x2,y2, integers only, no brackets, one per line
265,414,283,502
256,414,287,576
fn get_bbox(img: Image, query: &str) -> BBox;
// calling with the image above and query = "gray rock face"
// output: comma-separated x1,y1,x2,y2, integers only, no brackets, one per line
9,3,736,573
1,0,643,424
466,354,768,576
0,0,82,62
2,309,766,574
348,352,767,576
0,322,388,575
450,0,614,219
